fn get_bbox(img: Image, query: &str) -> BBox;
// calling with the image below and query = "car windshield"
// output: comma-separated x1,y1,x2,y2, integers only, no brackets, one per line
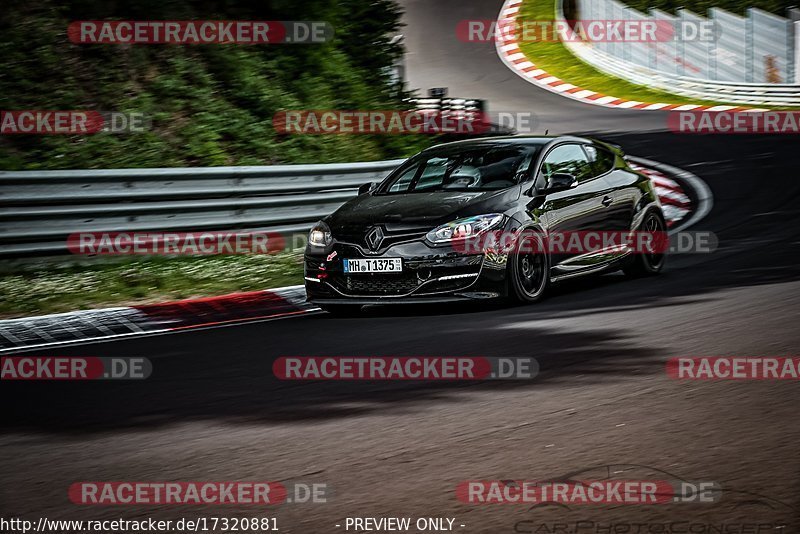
378,144,543,194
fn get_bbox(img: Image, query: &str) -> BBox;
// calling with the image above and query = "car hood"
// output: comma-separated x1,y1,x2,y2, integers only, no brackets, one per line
326,188,519,232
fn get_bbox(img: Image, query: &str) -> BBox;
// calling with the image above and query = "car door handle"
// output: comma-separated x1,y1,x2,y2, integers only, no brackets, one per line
601,196,613,207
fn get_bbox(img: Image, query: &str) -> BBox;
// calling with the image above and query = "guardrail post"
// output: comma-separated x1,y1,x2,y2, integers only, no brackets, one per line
746,8,754,82
789,8,800,83
677,9,686,77
708,8,717,81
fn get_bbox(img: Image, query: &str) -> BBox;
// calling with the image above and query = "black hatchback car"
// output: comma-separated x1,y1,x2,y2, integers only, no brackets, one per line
304,136,666,314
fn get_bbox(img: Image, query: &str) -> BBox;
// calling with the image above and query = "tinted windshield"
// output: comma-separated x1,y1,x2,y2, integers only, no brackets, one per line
378,144,543,194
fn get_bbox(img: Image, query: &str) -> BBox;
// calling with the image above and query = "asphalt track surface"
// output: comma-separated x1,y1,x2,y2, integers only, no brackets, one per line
3,1,800,532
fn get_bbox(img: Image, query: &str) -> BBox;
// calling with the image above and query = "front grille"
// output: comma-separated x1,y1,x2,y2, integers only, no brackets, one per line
335,227,428,251
343,274,420,296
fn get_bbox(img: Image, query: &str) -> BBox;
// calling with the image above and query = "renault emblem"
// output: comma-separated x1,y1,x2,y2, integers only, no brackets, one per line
365,226,385,251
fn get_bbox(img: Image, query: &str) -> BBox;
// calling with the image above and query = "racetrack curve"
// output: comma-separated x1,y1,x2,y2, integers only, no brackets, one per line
400,0,671,133
2,1,800,532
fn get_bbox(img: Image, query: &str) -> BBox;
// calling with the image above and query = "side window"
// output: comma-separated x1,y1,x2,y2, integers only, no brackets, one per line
515,152,535,182
416,158,449,190
540,144,593,184
388,164,419,192
584,145,616,177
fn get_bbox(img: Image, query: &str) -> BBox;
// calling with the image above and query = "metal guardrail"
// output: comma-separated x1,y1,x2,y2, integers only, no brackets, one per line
0,94,497,258
557,0,800,106
0,160,404,257
412,98,486,113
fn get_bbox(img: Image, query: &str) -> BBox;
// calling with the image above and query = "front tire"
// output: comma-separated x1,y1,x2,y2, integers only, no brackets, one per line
623,211,667,277
508,230,549,303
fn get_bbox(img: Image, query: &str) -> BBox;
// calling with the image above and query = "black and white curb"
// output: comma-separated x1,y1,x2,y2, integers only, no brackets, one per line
0,286,316,353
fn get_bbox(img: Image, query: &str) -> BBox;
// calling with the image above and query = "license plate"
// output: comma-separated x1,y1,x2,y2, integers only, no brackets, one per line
344,258,403,274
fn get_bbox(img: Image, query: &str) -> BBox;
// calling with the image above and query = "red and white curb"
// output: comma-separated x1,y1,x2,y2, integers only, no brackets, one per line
0,286,316,353
628,156,713,234
496,0,769,113
628,161,691,228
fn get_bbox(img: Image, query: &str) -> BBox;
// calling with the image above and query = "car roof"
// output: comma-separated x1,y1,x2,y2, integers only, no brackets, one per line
422,135,592,152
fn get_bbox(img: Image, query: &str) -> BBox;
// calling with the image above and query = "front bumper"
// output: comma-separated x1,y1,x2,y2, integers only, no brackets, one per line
304,239,510,304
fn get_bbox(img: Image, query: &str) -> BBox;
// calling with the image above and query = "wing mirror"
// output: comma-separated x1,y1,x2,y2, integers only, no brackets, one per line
543,173,578,194
358,182,377,195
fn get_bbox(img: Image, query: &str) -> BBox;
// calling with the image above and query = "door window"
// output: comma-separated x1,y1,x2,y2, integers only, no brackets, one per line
583,145,616,177
540,144,594,185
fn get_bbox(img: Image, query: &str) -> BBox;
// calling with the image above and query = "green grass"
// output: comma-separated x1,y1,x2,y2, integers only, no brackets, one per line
516,0,778,108
0,254,305,318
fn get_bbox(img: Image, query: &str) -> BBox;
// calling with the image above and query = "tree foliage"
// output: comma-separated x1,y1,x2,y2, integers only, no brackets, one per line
0,0,431,169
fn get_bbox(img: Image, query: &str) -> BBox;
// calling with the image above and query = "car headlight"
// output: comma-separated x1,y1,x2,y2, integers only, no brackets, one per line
308,221,333,247
425,214,504,244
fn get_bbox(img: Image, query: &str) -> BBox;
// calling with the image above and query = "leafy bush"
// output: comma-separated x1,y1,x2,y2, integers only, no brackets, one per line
0,0,433,169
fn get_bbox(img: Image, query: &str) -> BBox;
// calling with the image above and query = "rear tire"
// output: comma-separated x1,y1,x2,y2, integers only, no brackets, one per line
623,211,667,277
508,230,549,303
318,304,363,316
